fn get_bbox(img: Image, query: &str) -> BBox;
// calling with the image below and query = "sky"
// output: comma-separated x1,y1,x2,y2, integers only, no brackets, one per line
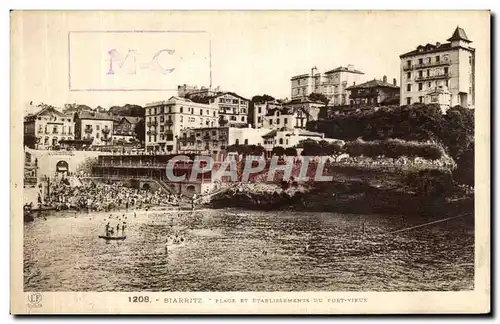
11,10,490,113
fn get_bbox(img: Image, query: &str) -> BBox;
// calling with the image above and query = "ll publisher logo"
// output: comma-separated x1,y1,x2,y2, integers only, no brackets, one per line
27,293,42,308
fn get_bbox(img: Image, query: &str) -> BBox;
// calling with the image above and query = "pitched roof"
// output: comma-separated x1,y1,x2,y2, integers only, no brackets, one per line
34,106,65,117
400,42,454,58
121,116,142,124
346,79,399,90
262,129,278,138
447,26,471,43
204,92,249,102
77,111,115,121
324,66,364,75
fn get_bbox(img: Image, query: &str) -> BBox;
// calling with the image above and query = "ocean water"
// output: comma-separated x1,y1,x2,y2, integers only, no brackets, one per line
24,208,474,291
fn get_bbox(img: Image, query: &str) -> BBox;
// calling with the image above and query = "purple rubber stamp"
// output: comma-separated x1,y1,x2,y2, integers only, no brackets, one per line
68,31,211,91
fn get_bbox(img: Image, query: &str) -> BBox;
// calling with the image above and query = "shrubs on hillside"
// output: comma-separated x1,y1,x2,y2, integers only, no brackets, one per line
344,139,445,160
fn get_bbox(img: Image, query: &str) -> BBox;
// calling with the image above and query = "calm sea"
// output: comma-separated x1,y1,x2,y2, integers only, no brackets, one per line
24,208,474,291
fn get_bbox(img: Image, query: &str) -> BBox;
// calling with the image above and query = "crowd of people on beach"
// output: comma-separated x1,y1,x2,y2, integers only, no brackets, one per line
44,180,180,212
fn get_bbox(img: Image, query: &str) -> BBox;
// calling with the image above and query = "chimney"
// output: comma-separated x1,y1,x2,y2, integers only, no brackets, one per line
383,75,387,83
436,42,441,47
347,64,354,70
393,78,397,86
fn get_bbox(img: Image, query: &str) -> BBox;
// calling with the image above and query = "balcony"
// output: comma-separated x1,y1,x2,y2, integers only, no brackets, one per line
84,128,93,134
414,60,451,69
102,128,111,134
404,60,451,71
415,72,451,82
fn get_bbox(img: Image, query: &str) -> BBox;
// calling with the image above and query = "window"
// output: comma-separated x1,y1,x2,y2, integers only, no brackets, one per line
407,72,411,79
428,82,432,88
279,138,283,145
445,80,449,87
160,126,164,132
406,97,411,105
469,87,472,95
96,125,100,131
426,70,430,77
232,99,238,104
418,58,423,64
428,57,432,63
469,56,472,65
444,67,449,75
284,118,288,125
418,71,423,78
418,83,423,91
406,84,412,92
419,96,423,103
53,126,58,134
436,56,440,63
244,139,248,145
44,137,49,144
241,117,245,122
96,132,100,138
180,116,183,122
258,107,262,113
406,60,411,68
148,136,151,142
277,119,280,125
269,120,273,126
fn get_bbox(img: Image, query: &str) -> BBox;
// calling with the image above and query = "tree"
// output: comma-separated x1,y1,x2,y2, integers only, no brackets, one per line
251,94,275,104
284,147,297,156
272,146,285,156
134,118,145,143
308,93,329,105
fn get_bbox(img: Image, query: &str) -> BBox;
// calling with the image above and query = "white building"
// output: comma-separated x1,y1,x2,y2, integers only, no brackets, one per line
24,106,75,150
262,128,327,154
178,126,269,155
145,96,219,153
253,101,282,129
74,111,115,146
399,26,475,111
290,65,365,105
263,99,324,130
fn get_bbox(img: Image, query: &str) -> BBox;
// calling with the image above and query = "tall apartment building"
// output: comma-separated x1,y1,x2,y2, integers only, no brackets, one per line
399,26,475,111
144,96,219,153
290,65,365,105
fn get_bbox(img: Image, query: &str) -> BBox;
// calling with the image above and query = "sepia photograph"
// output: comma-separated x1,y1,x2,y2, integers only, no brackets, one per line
10,10,490,314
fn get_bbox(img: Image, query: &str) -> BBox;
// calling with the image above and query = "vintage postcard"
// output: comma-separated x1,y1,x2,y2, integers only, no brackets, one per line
10,10,490,314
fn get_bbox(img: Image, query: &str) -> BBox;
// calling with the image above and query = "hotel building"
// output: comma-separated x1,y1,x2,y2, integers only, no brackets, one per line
144,96,219,153
399,26,475,111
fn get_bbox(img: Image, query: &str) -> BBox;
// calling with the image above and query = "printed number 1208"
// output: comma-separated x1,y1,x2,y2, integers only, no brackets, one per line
128,296,150,303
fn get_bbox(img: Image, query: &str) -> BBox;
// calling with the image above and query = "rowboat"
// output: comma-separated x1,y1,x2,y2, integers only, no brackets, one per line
99,235,127,240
